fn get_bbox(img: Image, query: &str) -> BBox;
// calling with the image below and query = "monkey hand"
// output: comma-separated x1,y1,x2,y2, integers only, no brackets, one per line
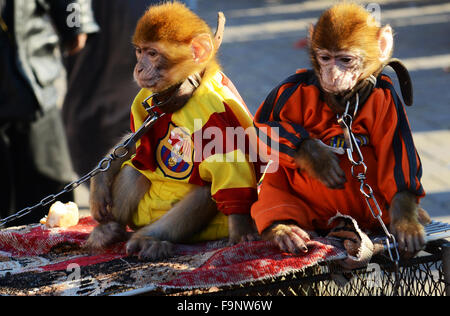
262,222,311,254
126,234,174,261
390,216,425,258
89,175,114,224
295,138,346,189
389,191,427,258
227,214,260,245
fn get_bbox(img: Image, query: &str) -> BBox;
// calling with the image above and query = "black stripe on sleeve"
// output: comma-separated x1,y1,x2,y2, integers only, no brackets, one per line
272,72,312,121
257,72,312,123
264,121,309,150
254,123,297,158
255,71,315,159
378,77,424,196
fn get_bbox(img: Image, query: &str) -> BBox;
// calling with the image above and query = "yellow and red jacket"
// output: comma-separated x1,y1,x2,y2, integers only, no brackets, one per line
252,69,425,233
123,71,258,239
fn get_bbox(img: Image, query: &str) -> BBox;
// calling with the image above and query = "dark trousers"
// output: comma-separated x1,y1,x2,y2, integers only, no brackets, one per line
0,121,73,227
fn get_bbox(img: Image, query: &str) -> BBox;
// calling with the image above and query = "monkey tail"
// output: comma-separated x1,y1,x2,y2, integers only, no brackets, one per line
214,12,226,51
384,58,413,106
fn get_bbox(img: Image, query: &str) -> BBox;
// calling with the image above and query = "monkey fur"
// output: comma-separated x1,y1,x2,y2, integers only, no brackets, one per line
259,3,428,257
87,3,257,260
295,138,346,190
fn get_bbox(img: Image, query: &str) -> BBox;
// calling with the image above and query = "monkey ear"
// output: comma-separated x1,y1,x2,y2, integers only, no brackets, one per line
191,33,214,64
378,25,393,63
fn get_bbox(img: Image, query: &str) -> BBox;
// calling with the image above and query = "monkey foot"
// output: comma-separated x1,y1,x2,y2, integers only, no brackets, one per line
85,222,130,250
126,235,174,261
228,232,260,246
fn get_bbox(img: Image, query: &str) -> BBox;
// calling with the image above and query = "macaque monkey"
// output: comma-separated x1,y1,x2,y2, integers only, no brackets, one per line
87,3,258,261
252,3,428,258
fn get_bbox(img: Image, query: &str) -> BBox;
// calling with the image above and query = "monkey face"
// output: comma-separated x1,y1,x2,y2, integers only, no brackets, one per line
309,3,394,96
134,42,170,92
131,3,219,94
315,49,363,95
133,38,211,93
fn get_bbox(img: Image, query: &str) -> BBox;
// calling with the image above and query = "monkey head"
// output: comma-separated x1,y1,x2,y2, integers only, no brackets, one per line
309,3,393,95
132,2,219,93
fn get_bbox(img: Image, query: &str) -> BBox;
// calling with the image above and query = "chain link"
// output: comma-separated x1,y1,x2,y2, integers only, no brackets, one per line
337,94,401,294
0,98,163,228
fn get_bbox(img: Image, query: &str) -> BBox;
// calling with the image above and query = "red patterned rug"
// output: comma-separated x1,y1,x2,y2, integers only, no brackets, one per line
0,217,346,296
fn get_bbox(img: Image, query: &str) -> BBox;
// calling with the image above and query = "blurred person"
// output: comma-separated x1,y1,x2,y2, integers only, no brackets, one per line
62,0,155,177
0,0,98,226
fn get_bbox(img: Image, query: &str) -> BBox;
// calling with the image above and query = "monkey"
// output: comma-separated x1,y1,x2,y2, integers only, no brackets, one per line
251,3,428,258
87,2,259,261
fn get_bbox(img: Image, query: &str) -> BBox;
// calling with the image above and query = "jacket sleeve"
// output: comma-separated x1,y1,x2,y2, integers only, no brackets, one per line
40,0,99,43
370,78,425,204
196,102,258,216
198,151,257,215
253,72,311,169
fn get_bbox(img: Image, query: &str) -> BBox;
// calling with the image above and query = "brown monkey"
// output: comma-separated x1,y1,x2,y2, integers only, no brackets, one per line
252,3,427,257
87,3,258,260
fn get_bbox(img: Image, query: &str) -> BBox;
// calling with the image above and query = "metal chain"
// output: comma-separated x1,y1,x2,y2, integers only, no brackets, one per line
337,94,402,294
0,97,163,228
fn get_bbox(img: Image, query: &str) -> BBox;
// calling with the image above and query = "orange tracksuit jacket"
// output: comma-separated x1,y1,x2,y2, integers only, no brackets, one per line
251,69,425,234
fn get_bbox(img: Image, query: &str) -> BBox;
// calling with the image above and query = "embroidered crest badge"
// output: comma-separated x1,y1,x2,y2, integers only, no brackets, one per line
330,134,369,149
156,123,194,180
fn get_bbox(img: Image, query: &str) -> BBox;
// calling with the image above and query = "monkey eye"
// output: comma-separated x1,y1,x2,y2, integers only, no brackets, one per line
135,47,142,55
318,55,331,62
148,50,158,57
340,57,353,63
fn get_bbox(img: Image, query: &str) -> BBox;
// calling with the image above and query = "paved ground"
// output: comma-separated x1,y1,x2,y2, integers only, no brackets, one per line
77,0,450,223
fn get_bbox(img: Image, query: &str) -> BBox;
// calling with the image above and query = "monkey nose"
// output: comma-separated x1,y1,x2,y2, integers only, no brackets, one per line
331,67,340,80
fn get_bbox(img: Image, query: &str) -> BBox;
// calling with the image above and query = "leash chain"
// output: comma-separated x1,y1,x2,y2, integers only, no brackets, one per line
0,99,164,227
337,94,402,294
